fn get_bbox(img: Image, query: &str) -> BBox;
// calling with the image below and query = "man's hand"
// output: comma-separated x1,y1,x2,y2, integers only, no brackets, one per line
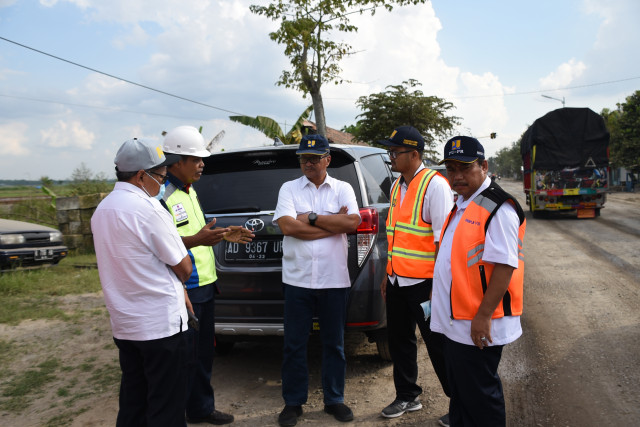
187,218,228,247
471,313,492,349
223,226,254,244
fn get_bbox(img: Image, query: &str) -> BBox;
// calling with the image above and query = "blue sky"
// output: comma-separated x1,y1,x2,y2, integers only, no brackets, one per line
1,0,639,180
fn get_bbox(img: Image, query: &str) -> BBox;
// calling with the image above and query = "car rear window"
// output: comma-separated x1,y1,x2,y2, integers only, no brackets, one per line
195,148,362,214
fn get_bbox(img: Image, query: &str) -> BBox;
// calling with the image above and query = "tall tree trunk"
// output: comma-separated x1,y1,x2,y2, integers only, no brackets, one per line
311,90,327,137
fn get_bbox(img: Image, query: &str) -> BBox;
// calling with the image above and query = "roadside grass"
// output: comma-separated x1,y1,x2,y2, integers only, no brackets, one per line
0,252,101,324
0,252,120,424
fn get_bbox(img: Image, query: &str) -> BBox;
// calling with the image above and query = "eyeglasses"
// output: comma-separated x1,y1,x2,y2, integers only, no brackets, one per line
387,150,414,159
146,171,168,184
298,154,329,165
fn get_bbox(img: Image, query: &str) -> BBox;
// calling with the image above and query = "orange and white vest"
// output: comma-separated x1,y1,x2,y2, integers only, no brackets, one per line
443,185,526,320
386,168,440,278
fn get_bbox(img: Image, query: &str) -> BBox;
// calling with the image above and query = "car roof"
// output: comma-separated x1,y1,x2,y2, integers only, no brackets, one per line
209,143,386,161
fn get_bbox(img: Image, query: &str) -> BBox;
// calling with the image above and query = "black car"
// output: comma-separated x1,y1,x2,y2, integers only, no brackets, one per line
0,218,68,271
194,143,395,359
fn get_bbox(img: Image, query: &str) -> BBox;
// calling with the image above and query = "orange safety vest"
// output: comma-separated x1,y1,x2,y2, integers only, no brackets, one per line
386,168,440,278
443,186,526,320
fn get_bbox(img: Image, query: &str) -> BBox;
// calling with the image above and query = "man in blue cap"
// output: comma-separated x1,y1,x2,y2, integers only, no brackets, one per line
378,126,454,426
273,135,361,426
431,136,526,426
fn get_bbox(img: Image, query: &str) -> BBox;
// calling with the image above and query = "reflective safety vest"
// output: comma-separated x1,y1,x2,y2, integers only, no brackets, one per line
164,183,217,289
443,184,526,320
386,168,439,278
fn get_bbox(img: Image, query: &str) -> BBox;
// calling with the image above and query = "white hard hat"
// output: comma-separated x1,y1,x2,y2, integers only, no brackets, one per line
163,126,211,157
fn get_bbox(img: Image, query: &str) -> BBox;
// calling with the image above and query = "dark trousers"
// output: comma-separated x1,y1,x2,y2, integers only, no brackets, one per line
185,292,216,419
114,332,187,427
443,336,505,427
386,278,450,401
281,284,349,406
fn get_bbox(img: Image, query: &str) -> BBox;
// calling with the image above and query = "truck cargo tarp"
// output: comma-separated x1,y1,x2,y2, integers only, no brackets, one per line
520,107,610,169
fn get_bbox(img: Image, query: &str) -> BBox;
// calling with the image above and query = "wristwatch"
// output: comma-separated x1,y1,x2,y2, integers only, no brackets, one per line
308,212,318,226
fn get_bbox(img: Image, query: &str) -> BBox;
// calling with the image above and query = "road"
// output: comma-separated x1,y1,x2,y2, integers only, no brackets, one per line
500,179,640,426
68,179,640,427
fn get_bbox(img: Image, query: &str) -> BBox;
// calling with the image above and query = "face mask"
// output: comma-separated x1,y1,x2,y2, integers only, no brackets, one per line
154,182,166,200
144,172,165,200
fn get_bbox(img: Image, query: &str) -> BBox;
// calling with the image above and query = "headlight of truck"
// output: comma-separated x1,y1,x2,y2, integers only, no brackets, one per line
0,234,26,245
49,231,63,243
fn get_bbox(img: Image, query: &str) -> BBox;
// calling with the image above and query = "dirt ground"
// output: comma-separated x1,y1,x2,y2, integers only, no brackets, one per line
1,179,639,426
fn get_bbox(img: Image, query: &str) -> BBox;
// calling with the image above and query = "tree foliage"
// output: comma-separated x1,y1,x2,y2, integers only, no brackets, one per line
250,0,428,137
602,90,640,171
487,141,522,179
352,79,460,157
229,105,314,145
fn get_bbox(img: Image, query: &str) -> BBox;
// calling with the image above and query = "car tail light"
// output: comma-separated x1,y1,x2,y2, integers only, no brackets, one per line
355,207,378,267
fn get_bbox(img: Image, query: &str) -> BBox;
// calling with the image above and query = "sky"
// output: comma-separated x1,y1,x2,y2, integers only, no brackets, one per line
1,0,639,180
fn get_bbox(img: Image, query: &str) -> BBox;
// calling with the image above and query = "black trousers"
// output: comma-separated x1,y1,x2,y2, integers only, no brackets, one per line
443,336,505,427
114,331,188,427
386,278,450,401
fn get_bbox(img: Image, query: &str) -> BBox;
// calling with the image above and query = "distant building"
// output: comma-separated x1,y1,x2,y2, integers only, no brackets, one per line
301,120,368,146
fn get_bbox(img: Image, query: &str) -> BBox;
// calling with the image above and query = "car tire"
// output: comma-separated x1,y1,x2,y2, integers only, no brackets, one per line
214,340,235,356
375,336,392,361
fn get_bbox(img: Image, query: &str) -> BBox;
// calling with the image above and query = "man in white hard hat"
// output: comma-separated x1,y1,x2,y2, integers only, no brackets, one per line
162,125,253,425
92,137,192,426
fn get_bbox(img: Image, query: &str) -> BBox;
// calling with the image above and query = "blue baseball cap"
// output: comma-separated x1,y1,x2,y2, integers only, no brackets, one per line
439,136,485,164
296,134,330,155
377,126,425,151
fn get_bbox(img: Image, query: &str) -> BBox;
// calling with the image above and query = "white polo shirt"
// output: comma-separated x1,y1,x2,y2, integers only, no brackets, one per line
389,164,454,287
431,177,522,346
91,182,188,341
273,173,360,289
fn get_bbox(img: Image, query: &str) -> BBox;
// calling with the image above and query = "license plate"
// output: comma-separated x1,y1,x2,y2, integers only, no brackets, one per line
224,239,283,262
577,208,595,218
34,249,54,261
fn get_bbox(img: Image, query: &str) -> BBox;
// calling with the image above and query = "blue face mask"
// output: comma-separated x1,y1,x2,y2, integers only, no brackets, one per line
154,182,166,200
144,171,166,200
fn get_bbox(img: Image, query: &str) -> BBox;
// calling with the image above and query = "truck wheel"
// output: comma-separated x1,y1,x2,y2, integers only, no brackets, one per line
376,336,392,361
595,208,601,217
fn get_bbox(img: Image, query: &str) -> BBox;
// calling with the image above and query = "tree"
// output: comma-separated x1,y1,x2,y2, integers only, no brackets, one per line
603,90,640,171
230,105,314,145
351,79,460,158
488,141,522,179
250,0,427,137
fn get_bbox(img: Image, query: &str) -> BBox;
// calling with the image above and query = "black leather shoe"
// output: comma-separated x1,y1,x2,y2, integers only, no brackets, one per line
324,403,354,422
187,409,234,425
278,405,303,427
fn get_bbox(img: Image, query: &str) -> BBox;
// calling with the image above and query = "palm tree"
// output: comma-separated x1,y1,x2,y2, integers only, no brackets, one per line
229,105,313,145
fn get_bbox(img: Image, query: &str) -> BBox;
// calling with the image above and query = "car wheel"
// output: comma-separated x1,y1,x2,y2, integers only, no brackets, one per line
376,336,392,361
214,340,235,356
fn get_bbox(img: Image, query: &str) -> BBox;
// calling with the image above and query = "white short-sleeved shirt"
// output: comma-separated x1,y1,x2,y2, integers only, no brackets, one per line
389,164,455,287
273,173,360,289
431,177,522,346
91,182,188,341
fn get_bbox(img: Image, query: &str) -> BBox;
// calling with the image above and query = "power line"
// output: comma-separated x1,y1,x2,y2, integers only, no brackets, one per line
324,76,640,101
0,36,245,116
0,93,214,121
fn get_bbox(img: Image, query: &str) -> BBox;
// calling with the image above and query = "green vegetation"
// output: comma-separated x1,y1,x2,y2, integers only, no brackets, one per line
0,253,119,424
0,253,101,324
601,90,640,172
250,0,428,136
352,79,460,158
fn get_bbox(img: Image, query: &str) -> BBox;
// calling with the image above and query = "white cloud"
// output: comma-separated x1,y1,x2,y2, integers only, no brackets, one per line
41,120,95,150
0,122,29,155
539,59,587,90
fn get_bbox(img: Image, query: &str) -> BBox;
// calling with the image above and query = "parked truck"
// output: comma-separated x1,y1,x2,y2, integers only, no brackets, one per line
521,107,610,218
